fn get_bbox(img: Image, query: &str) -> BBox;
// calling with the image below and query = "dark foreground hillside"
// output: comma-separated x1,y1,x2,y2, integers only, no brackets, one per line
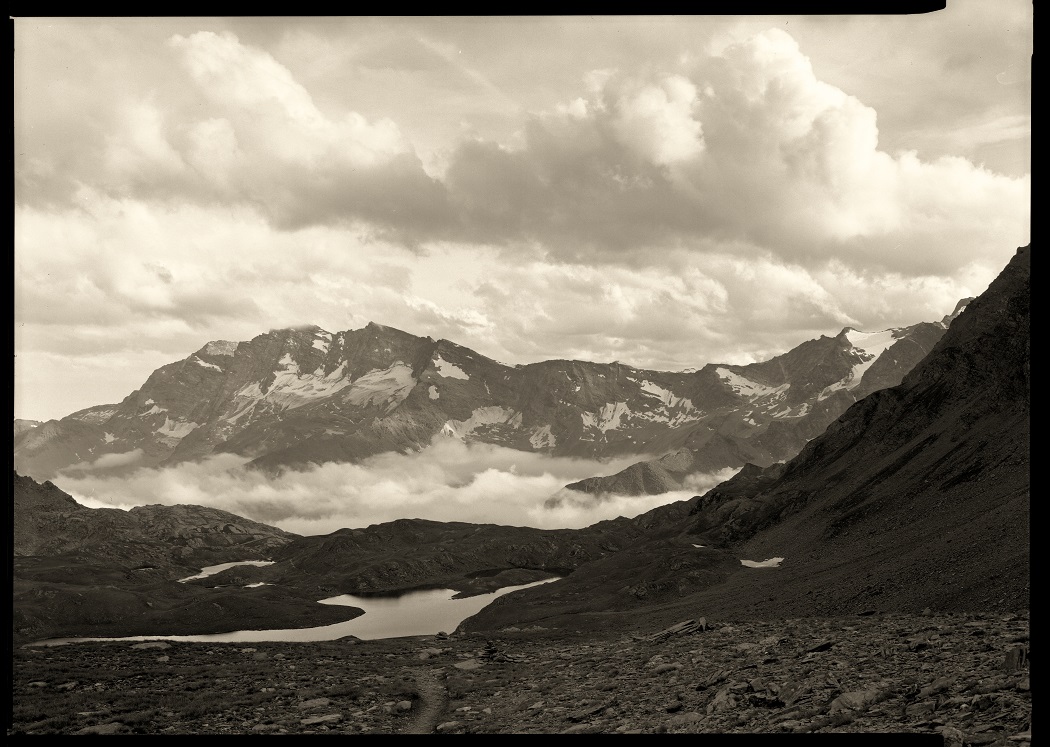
11,612,1029,740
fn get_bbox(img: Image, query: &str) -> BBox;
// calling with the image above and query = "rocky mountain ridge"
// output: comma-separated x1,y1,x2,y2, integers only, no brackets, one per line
464,246,1029,632
15,303,967,498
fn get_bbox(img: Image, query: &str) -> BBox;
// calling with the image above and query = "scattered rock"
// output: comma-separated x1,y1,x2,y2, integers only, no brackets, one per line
454,658,483,670
76,722,127,734
298,697,331,709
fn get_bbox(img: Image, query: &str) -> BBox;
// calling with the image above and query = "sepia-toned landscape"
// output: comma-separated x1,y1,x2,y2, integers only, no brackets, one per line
12,10,1029,740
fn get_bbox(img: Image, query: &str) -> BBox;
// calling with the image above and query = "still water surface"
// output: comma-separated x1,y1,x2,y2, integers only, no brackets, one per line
30,578,557,646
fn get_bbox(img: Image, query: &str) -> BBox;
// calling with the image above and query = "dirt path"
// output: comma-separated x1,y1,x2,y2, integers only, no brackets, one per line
400,667,449,734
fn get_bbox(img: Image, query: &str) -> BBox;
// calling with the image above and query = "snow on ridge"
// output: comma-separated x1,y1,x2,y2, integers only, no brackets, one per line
343,363,416,411
845,328,899,357
434,354,470,380
770,401,811,420
638,379,695,410
225,357,413,413
818,328,901,400
203,340,238,356
716,368,785,399
442,406,522,439
529,424,556,449
193,356,223,372
741,557,784,568
277,352,298,371
142,405,167,416
157,417,199,441
581,402,631,433
226,359,362,414
68,406,118,424
312,338,330,353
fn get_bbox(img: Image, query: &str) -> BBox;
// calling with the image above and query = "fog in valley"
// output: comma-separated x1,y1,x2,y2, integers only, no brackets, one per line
58,437,739,535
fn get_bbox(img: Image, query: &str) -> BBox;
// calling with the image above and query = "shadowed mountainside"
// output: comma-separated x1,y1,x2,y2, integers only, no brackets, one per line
463,245,1029,633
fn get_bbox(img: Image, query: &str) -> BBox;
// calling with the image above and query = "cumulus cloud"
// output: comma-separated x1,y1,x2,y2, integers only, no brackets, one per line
53,440,722,536
607,74,704,165
437,27,1029,273
169,30,407,167
16,23,1028,270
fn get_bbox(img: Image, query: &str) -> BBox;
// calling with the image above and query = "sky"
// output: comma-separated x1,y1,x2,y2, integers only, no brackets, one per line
14,10,1031,426
12,10,1033,535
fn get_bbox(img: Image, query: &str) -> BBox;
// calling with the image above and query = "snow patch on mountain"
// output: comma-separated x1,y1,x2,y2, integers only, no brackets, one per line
68,406,119,424
193,356,223,371
716,368,786,399
312,329,332,353
818,328,900,401
635,379,695,410
529,424,556,449
741,557,785,568
226,383,264,423
157,417,199,441
143,405,167,416
343,363,416,412
429,385,440,400
434,354,470,380
103,432,116,443
255,357,356,410
581,402,631,433
442,406,522,439
203,340,238,356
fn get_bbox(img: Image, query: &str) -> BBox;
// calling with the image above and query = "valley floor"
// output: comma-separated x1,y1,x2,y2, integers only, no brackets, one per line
9,611,1030,741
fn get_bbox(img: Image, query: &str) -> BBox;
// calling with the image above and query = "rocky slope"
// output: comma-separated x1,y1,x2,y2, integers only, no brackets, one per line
463,246,1029,633
13,471,295,562
14,305,963,496
14,419,41,437
10,612,1030,739
11,472,361,644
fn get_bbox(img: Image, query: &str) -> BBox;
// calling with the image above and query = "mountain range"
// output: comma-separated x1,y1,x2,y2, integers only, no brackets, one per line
11,244,1028,645
14,296,971,507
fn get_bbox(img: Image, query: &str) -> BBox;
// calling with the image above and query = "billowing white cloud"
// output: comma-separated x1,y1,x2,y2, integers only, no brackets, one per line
170,30,408,168
438,26,1029,273
53,440,717,535
608,74,704,165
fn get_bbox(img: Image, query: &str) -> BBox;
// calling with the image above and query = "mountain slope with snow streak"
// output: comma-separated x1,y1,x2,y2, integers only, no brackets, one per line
15,307,960,486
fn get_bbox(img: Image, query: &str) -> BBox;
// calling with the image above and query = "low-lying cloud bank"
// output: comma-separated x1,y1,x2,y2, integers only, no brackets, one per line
56,439,737,536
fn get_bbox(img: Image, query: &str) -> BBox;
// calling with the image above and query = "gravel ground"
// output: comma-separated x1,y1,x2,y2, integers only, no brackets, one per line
10,610,1029,741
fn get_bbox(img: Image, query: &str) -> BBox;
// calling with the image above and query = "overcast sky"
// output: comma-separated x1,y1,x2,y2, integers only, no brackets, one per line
14,9,1031,424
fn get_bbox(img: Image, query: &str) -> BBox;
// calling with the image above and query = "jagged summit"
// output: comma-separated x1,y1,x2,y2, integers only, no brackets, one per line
940,296,975,327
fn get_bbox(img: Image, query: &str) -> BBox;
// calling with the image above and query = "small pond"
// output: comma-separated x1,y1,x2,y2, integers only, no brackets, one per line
29,577,559,646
